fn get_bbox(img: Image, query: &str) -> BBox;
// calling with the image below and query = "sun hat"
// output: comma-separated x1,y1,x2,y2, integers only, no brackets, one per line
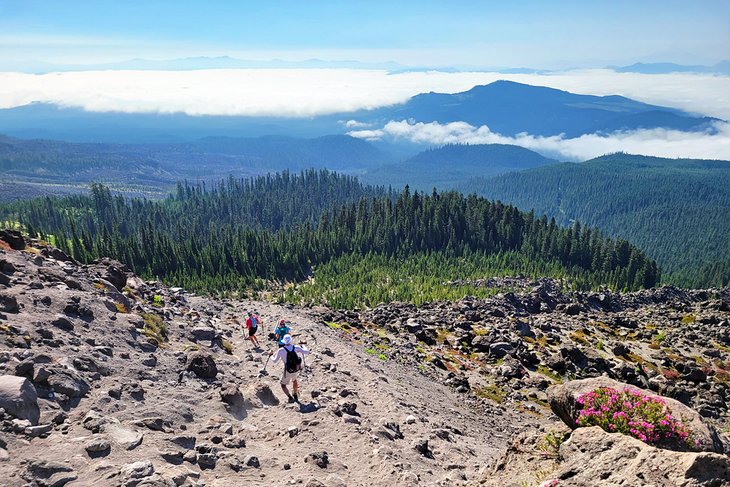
282,334,292,345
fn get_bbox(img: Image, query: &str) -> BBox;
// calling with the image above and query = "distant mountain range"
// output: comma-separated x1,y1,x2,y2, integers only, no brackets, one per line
7,55,729,76
0,81,720,144
609,61,730,75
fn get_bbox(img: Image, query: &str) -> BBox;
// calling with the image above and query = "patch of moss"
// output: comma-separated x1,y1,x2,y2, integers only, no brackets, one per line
435,327,451,344
221,338,234,354
681,314,696,324
536,364,564,384
140,313,167,346
714,368,730,385
474,384,506,403
569,329,591,345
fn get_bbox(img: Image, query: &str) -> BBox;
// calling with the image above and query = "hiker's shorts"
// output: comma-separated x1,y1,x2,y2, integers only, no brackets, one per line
280,370,299,385
248,327,257,337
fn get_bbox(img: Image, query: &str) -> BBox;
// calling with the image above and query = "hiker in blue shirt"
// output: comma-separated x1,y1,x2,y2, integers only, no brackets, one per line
274,319,291,347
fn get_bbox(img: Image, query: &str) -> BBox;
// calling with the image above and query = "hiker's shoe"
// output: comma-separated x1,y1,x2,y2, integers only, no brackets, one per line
287,396,296,403
293,394,300,403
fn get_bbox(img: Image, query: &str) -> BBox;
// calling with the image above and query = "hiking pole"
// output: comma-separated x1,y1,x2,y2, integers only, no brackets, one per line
259,350,271,375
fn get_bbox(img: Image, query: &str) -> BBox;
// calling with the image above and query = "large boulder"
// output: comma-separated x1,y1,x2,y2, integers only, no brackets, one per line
0,375,40,425
0,229,25,250
47,369,90,399
548,377,726,453
0,293,19,313
543,426,730,487
470,335,492,353
186,351,218,379
22,460,77,487
90,258,128,292
190,326,216,342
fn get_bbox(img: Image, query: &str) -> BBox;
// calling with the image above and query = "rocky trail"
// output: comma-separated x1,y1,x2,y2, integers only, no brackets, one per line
0,235,529,486
2,231,730,486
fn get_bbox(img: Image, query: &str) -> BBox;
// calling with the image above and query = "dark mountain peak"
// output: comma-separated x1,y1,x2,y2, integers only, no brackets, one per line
380,80,711,138
407,143,556,167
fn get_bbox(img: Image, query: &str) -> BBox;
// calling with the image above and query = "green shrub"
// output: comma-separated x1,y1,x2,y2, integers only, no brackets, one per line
140,313,167,346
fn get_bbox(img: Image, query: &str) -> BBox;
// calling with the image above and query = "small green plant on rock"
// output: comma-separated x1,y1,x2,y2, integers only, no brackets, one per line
539,429,570,458
152,294,164,307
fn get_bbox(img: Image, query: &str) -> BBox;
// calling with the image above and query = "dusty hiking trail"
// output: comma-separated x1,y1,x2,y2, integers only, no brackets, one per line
186,297,529,485
0,244,529,486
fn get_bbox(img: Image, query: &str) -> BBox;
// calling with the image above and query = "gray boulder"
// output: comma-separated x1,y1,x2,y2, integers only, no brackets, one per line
0,294,19,313
186,351,218,379
546,426,730,486
22,460,77,487
0,229,25,250
190,326,216,342
120,460,154,486
489,342,515,358
47,369,90,398
470,335,492,353
0,375,40,425
548,377,726,453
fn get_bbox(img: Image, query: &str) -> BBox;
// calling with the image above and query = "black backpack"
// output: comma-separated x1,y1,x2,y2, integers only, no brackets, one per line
284,346,302,373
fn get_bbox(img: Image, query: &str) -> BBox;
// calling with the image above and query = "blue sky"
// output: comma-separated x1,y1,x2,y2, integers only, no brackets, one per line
1,0,729,68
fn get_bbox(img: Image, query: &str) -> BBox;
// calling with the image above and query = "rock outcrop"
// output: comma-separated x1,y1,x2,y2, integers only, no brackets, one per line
545,426,730,487
0,375,40,424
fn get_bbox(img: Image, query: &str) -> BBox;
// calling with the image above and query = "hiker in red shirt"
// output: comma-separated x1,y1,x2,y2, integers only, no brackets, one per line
244,310,261,347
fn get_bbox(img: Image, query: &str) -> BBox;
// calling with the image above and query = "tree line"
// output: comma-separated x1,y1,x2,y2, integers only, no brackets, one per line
0,169,658,302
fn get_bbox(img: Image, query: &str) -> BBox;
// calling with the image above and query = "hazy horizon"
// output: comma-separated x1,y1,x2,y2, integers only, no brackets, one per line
2,1,729,70
1,1,729,160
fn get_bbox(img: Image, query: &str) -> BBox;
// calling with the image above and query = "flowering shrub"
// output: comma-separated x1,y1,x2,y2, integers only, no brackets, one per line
576,386,696,447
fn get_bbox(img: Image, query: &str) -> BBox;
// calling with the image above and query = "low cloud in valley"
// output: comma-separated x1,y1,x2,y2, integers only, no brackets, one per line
348,119,730,161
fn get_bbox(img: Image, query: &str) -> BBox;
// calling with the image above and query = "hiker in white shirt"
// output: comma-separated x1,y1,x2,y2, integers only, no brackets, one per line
269,334,310,403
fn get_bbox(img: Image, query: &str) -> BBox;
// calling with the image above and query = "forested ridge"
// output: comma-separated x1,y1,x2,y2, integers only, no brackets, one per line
0,169,658,306
464,153,730,288
361,143,556,191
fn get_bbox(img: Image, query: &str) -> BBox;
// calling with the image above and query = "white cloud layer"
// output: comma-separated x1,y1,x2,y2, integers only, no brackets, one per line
0,68,729,119
348,120,730,161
